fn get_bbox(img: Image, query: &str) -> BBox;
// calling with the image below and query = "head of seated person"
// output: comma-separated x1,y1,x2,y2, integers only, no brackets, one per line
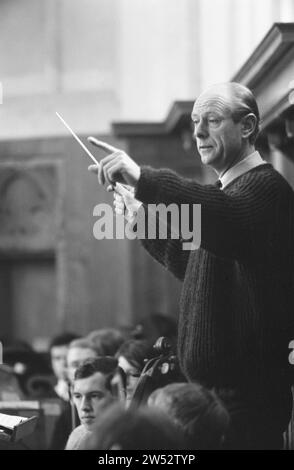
49,332,80,399
148,382,230,449
115,339,155,406
132,313,178,349
66,338,100,384
83,403,186,450
72,357,118,431
86,328,125,357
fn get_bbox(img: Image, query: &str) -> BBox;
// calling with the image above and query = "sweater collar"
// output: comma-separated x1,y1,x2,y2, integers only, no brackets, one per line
219,151,266,189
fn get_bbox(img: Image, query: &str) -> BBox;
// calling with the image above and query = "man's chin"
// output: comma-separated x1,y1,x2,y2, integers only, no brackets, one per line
81,417,95,430
200,153,215,166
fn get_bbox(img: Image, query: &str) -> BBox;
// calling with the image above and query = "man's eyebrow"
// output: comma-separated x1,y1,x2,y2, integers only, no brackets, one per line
89,391,105,397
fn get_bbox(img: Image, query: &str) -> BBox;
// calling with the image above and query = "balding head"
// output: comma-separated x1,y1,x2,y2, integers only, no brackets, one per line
191,82,259,174
195,82,260,144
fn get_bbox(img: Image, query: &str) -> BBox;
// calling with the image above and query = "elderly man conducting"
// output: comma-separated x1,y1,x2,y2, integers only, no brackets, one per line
89,82,294,449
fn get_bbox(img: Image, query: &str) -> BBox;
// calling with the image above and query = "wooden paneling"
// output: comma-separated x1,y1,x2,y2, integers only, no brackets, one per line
0,135,133,343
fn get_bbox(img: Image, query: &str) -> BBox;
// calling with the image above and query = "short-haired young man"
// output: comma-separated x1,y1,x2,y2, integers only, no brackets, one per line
65,357,117,450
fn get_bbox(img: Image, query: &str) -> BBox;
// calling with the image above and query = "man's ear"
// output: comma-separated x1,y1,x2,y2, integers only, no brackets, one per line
241,113,257,140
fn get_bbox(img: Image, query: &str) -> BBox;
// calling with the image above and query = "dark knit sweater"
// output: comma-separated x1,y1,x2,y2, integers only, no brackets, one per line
135,163,294,410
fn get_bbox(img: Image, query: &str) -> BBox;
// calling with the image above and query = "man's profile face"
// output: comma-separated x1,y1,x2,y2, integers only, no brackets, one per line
67,347,97,383
191,87,243,174
51,345,69,381
72,372,111,430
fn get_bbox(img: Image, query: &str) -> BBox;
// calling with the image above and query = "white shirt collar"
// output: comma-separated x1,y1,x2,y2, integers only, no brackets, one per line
219,151,267,189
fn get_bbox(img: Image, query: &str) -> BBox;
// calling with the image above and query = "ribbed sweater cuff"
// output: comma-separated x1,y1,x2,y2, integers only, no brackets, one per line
135,166,164,204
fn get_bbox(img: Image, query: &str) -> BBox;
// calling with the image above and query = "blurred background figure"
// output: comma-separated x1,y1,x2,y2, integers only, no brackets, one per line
49,332,80,401
2,338,54,399
66,338,100,384
84,403,185,450
126,336,186,408
131,313,178,351
148,382,230,449
66,357,118,450
86,328,125,357
115,339,155,406
0,360,25,401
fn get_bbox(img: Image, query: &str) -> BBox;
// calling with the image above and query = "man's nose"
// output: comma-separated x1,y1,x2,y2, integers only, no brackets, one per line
81,397,91,411
194,119,209,139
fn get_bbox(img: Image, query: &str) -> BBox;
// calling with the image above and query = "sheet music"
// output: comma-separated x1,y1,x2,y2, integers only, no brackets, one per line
0,401,39,410
0,412,26,429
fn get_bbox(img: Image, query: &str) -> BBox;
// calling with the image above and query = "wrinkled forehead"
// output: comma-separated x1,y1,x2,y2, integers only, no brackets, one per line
192,88,236,117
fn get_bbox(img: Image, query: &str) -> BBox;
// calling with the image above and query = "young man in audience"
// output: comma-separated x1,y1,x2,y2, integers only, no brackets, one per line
65,357,118,450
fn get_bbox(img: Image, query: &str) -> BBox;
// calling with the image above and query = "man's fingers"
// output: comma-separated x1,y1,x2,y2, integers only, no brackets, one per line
88,164,99,174
115,207,125,216
114,192,124,203
102,159,125,187
114,182,130,197
88,162,106,185
98,163,105,186
114,200,125,211
87,136,119,154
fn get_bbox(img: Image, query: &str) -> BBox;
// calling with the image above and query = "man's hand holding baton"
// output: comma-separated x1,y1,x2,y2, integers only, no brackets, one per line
87,136,142,220
87,136,141,189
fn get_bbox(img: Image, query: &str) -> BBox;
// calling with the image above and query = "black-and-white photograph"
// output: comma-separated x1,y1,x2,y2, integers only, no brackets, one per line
0,0,293,454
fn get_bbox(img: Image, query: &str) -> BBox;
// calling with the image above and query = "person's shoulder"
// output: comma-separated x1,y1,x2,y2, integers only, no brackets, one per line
261,164,294,196
233,164,294,195
70,424,85,436
65,425,88,450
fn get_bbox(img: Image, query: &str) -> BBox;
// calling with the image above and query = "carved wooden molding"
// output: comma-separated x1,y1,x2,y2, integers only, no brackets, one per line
233,23,294,88
232,23,294,130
